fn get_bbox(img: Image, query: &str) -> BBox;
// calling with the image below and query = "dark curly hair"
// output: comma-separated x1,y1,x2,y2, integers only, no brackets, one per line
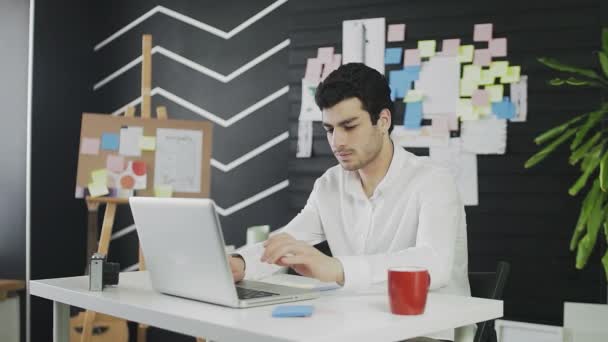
314,63,394,133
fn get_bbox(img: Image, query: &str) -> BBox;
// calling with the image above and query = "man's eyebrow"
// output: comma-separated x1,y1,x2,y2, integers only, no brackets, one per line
323,117,359,128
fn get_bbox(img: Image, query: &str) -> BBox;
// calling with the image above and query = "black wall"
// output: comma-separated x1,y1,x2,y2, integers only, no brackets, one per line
288,0,607,326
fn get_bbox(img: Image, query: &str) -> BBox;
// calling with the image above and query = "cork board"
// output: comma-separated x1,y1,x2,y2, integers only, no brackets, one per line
75,113,212,199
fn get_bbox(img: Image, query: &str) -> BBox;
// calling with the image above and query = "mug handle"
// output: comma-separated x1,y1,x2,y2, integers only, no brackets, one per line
426,271,431,288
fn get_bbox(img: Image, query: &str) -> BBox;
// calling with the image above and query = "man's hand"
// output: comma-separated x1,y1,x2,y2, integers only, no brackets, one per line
261,233,344,284
229,255,245,282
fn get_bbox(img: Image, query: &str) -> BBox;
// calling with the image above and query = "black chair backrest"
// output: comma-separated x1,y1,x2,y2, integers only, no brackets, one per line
469,261,510,342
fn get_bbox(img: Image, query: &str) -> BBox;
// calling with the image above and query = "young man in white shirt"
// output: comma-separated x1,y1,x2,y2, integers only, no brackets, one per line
229,63,471,341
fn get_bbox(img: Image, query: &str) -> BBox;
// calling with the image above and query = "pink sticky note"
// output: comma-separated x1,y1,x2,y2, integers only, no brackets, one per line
387,24,406,42
317,47,334,64
80,138,100,155
403,49,421,66
474,49,492,66
472,89,490,106
106,155,126,173
441,39,460,56
430,117,449,135
304,58,323,82
321,54,342,80
489,38,507,57
474,23,493,42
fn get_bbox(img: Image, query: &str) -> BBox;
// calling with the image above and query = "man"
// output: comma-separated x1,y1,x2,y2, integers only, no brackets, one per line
229,63,471,341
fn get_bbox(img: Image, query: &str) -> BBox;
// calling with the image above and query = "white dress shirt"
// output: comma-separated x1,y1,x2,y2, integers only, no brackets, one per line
238,145,471,341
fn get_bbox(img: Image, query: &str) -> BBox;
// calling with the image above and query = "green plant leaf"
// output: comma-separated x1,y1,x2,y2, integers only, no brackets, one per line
569,148,603,196
570,180,601,250
603,28,608,54
538,57,601,80
549,78,565,86
602,249,608,282
575,192,605,269
526,128,577,168
566,77,591,86
599,52,608,79
601,151,608,191
535,115,585,145
571,110,605,150
569,133,603,165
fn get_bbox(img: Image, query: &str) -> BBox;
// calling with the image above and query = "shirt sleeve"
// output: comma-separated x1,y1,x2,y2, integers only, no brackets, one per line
335,168,462,291
235,179,326,280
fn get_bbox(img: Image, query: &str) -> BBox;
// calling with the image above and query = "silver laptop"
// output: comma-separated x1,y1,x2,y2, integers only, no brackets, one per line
129,197,320,308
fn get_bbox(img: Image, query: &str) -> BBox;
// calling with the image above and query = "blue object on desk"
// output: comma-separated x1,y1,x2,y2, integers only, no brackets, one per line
272,305,314,318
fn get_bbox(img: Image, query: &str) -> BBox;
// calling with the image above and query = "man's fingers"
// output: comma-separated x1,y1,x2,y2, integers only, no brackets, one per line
278,255,307,266
266,243,309,264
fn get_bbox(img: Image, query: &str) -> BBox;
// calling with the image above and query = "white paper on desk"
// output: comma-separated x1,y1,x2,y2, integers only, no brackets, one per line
461,117,507,154
296,120,313,158
343,18,385,75
261,274,340,291
154,128,203,193
510,75,528,122
119,126,143,157
430,138,478,206
299,78,322,121
415,55,460,117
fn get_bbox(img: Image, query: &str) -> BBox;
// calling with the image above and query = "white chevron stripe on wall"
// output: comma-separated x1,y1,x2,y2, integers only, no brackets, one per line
95,0,288,51
211,131,289,172
94,39,291,90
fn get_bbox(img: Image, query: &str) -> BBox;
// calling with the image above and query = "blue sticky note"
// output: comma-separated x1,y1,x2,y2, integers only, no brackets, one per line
384,48,403,65
404,102,423,129
389,85,397,101
101,133,119,151
403,65,421,80
272,305,314,318
492,97,516,119
389,69,418,99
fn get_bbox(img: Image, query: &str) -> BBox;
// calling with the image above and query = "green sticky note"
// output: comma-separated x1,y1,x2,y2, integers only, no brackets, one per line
479,69,495,85
88,182,109,198
91,169,108,186
418,40,436,58
485,84,504,102
458,45,474,63
139,136,156,151
463,64,482,82
490,61,509,77
474,105,492,117
458,98,478,120
460,78,478,97
500,66,521,84
404,89,424,103
154,185,173,197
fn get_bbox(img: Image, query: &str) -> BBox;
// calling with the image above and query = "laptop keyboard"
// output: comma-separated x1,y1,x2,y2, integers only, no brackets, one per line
236,287,279,300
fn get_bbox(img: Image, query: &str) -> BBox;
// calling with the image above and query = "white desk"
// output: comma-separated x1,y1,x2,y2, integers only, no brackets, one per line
30,271,502,342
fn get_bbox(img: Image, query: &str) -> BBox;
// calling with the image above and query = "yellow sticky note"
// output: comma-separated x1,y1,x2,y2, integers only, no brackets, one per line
418,40,436,58
474,105,492,117
139,136,156,151
463,64,482,82
154,185,173,198
458,99,478,120
88,182,109,198
500,66,521,84
404,90,424,103
460,79,478,97
490,61,509,77
479,69,495,86
458,45,474,63
91,169,107,186
485,85,504,102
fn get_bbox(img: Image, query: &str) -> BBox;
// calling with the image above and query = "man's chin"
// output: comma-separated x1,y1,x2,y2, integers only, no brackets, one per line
338,160,359,171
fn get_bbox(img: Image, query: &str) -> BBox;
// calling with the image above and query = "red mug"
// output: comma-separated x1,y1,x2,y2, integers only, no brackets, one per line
388,267,430,315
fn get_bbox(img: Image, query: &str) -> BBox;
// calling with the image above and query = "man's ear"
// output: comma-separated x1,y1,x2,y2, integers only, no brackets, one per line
378,108,391,132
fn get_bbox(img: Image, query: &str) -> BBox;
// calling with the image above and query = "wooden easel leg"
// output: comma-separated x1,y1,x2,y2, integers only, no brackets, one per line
137,323,149,342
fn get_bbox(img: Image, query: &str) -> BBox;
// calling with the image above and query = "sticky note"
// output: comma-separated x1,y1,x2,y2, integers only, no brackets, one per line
479,69,495,85
458,45,474,63
389,68,419,99
272,305,314,318
387,24,406,42
490,61,509,77
404,89,424,103
458,98,478,121
91,169,108,186
472,89,490,106
101,133,119,151
460,79,478,97
473,49,491,66
418,40,436,58
403,49,421,66
492,97,516,119
154,185,173,198
384,48,403,64
474,23,493,42
317,47,334,63
119,126,143,157
75,186,85,199
80,138,100,155
88,182,109,198
442,39,460,56
304,58,323,83
106,155,125,173
485,84,504,102
463,64,482,82
139,136,156,151
489,38,507,57
404,102,423,129
500,66,521,84
474,105,492,117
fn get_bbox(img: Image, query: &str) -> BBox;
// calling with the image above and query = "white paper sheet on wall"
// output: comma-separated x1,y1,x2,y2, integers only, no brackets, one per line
510,75,528,122
343,18,386,75
299,79,323,121
154,128,203,193
296,120,313,158
415,55,460,117
461,117,507,154
430,138,479,206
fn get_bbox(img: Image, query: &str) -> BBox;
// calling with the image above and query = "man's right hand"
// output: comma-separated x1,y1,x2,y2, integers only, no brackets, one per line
229,256,245,282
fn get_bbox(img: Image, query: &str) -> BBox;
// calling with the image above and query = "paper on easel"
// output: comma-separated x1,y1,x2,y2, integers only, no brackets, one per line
430,138,478,206
415,55,459,117
296,120,313,158
119,126,143,157
461,117,507,154
343,18,385,74
154,128,203,193
510,75,528,122
299,78,322,121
